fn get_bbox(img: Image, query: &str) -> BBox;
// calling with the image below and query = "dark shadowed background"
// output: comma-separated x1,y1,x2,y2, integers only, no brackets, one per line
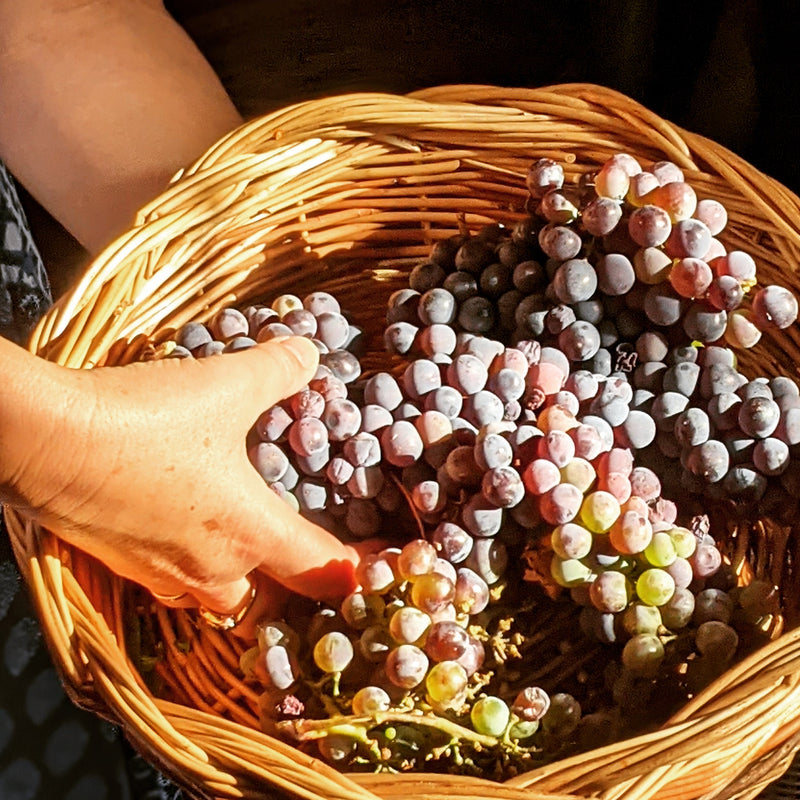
22,0,800,297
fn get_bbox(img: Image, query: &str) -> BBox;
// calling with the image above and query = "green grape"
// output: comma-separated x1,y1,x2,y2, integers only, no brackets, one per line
509,719,540,740
621,633,665,676
313,631,354,674
622,602,662,636
579,490,621,533
560,457,597,493
352,685,392,715
643,531,677,567
271,293,304,317
667,525,697,559
471,695,511,737
636,568,675,606
425,660,469,710
550,555,593,587
410,572,456,615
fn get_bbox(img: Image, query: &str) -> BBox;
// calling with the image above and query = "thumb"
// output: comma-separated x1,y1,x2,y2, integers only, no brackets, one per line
211,335,320,413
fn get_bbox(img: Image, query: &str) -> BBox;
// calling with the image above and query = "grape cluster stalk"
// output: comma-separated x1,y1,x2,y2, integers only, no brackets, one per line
159,151,794,777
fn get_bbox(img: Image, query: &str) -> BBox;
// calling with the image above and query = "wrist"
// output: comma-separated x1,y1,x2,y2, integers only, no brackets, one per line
0,337,89,514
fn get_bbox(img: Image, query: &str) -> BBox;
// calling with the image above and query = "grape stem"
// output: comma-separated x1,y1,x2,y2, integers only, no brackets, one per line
277,710,515,750
389,473,427,540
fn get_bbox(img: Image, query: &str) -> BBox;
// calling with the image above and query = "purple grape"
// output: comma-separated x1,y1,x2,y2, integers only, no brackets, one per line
686,439,729,483
289,388,326,419
443,270,479,301
581,196,623,236
559,321,601,362
303,291,341,316
364,372,403,410
628,205,672,247
403,359,442,400
512,260,546,292
738,396,781,438
384,321,419,354
418,288,457,325
751,285,799,330
288,416,329,456
539,224,583,261
463,390,505,427
343,432,382,467
458,296,496,334
255,404,293,442
249,442,289,483
386,288,421,324
552,259,597,304
381,420,424,467
409,261,447,292
321,398,362,441
360,404,394,433
481,466,524,507
321,349,362,384
431,521,473,564
447,354,488,395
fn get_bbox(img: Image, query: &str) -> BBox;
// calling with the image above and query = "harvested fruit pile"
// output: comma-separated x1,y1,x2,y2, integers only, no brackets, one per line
159,152,796,778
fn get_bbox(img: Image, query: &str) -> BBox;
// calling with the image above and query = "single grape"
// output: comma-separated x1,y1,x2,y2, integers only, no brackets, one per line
579,490,621,533
426,661,469,710
424,620,470,662
397,539,438,581
388,606,432,645
636,568,675,606
609,509,653,554
471,695,511,737
621,633,665,676
628,205,672,247
352,685,392,715
411,572,456,615
552,259,598,304
454,567,490,614
384,644,429,689
313,631,354,674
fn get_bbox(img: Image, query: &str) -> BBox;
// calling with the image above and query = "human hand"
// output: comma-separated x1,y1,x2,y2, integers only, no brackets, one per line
0,335,370,636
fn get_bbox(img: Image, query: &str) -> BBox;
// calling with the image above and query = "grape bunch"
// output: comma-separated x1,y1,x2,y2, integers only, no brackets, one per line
156,149,795,777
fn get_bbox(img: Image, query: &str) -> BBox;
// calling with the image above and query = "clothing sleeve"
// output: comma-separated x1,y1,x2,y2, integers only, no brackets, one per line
0,162,52,346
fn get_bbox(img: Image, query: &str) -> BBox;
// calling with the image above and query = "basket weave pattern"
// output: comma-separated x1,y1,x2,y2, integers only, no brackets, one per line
8,84,800,800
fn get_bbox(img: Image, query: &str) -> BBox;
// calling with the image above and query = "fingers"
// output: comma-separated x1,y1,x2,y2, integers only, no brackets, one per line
257,489,365,601
204,335,320,420
153,573,287,640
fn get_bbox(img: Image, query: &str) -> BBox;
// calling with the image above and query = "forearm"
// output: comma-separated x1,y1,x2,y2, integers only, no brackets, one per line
0,0,243,254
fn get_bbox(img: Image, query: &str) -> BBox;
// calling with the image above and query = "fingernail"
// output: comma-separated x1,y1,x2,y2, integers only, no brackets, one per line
276,335,319,371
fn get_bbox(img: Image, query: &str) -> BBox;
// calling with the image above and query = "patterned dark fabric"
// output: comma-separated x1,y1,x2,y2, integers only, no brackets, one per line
0,161,185,800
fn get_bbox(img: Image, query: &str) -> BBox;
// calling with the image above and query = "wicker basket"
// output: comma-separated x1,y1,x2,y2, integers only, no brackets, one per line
8,83,800,800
